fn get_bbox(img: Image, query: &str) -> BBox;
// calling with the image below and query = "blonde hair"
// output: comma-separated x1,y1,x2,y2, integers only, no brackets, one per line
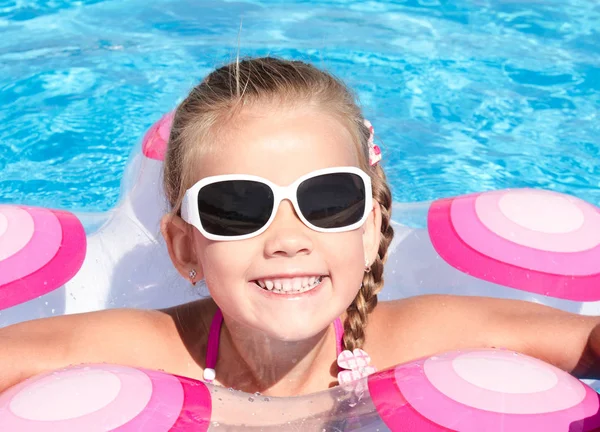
163,57,394,350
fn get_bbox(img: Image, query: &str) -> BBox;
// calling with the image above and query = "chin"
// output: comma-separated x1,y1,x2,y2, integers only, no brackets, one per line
255,316,336,342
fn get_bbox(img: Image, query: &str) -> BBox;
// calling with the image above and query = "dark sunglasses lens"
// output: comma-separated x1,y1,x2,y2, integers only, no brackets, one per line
297,173,366,229
197,180,273,236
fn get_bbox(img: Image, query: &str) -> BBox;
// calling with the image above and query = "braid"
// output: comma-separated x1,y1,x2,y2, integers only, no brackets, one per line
342,164,394,351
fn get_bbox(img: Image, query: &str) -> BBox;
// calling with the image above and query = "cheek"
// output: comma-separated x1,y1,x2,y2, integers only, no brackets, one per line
199,241,255,284
197,241,258,318
192,231,254,287
322,231,366,283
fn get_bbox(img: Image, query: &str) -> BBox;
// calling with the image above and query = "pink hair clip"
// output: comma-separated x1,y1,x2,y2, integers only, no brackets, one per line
337,348,377,397
364,119,382,166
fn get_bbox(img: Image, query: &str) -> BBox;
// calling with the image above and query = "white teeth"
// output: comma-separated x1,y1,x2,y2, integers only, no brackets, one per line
293,278,302,291
255,276,323,294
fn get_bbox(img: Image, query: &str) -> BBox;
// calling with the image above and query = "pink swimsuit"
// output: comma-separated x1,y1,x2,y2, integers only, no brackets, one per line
203,308,344,382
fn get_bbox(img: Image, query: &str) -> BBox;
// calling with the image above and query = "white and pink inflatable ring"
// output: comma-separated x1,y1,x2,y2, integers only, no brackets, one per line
2,112,600,430
0,349,598,431
368,349,600,431
428,189,600,301
0,364,211,431
0,205,85,311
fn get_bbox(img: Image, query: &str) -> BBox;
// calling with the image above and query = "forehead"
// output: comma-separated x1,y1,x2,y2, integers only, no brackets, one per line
192,105,360,185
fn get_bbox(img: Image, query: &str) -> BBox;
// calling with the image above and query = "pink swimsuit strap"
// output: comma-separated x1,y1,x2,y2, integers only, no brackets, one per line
205,308,344,370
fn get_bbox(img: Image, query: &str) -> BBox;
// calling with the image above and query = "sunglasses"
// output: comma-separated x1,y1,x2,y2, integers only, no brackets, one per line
181,167,373,241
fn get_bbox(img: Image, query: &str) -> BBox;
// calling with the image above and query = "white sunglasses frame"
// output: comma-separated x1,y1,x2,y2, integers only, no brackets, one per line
181,166,373,241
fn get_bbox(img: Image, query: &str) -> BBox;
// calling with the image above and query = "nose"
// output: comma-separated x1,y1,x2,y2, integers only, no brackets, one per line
263,200,313,258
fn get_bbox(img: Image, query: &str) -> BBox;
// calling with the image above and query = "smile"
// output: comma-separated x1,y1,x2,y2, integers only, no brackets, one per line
254,276,324,294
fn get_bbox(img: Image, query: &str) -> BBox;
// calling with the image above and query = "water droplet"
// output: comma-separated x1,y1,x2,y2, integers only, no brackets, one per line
228,387,234,392
212,421,220,427
263,397,270,402
254,391,261,396
51,308,55,314
248,396,254,402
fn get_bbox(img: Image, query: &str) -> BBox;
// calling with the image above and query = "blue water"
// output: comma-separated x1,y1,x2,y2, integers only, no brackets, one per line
1,0,599,212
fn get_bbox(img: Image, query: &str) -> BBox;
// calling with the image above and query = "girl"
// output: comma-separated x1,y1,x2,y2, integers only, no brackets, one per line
1,57,599,398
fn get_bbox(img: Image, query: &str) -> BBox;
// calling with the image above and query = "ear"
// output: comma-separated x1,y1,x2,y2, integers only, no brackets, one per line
362,200,382,266
161,214,204,281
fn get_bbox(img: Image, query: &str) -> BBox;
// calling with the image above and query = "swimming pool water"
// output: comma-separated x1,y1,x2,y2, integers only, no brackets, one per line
1,0,599,212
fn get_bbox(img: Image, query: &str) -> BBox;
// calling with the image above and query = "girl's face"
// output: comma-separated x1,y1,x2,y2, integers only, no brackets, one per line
174,105,381,341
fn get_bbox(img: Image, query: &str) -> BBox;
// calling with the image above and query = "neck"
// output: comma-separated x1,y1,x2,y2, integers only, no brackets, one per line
215,316,340,396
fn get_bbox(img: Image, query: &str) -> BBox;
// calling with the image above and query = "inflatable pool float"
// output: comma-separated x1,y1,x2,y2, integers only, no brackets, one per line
0,348,599,431
1,113,600,430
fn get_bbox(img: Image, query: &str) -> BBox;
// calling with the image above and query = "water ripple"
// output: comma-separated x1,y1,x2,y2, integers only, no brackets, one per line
0,0,599,211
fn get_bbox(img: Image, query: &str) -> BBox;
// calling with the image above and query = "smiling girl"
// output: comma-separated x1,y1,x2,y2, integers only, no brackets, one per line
1,57,600,398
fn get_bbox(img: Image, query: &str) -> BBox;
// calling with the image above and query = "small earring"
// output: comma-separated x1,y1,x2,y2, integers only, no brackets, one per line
364,260,371,273
189,269,197,281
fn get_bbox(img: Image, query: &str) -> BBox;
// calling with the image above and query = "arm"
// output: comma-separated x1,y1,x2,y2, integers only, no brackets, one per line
0,317,70,392
482,297,600,379
392,295,600,379
0,308,175,393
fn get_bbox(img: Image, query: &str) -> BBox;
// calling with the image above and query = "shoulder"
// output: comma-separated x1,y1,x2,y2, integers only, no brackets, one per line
365,295,501,369
0,305,209,390
372,294,488,324
63,298,216,377
371,293,530,327
367,294,600,376
158,298,217,360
